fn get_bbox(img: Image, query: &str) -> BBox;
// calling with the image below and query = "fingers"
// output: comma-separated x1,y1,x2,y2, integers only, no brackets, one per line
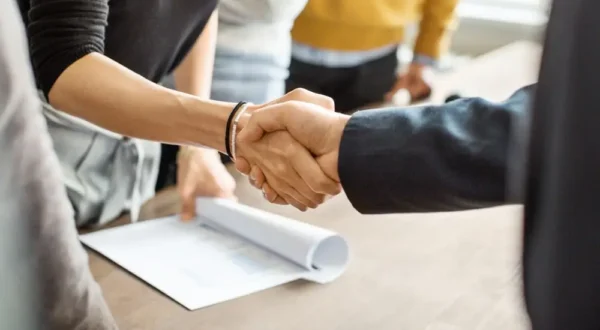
237,105,287,142
406,80,432,101
262,169,314,211
282,193,308,211
266,88,335,111
250,166,265,189
385,76,408,101
238,91,335,143
250,165,317,211
243,163,307,210
265,146,327,208
289,146,341,196
262,183,288,205
237,128,339,210
235,157,251,175
176,158,196,221
254,165,322,210
178,179,196,222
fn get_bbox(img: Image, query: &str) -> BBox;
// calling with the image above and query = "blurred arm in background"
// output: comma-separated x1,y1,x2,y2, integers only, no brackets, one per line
387,0,460,102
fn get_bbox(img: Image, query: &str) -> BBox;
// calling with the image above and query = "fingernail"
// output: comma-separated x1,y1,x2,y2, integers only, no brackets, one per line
250,173,256,181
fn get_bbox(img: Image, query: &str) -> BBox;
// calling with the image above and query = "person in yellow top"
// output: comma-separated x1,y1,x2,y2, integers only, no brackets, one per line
288,0,459,112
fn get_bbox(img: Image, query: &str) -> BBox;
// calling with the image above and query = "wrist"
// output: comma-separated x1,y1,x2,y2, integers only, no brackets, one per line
178,146,221,167
235,113,251,135
411,54,437,68
174,93,236,153
327,115,350,181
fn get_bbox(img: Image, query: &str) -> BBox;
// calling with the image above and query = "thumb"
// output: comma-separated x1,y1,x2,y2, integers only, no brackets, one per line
263,88,335,111
237,105,288,142
179,180,196,222
234,157,251,175
316,152,341,183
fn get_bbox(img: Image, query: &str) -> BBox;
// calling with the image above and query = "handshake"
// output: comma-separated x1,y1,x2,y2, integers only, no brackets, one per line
233,89,350,211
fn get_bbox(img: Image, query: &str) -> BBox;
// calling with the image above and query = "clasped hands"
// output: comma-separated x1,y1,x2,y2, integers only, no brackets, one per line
234,89,350,211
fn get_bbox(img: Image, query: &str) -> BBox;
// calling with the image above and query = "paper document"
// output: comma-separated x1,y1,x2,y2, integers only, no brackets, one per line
80,198,350,310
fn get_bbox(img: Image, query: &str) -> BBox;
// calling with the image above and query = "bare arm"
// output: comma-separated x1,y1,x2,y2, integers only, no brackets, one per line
171,10,232,217
26,0,233,152
49,53,233,152
173,10,222,158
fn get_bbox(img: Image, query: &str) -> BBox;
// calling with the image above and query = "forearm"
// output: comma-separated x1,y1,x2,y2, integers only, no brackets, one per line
173,10,220,156
338,85,536,214
49,53,234,152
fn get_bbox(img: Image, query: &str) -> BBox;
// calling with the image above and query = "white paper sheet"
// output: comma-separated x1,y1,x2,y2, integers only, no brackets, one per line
80,198,350,310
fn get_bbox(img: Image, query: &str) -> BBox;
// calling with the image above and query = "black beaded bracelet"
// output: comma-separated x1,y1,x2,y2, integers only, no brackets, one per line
225,101,247,159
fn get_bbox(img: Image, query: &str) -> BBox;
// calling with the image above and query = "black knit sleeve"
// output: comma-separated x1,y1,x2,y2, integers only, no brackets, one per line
25,0,109,98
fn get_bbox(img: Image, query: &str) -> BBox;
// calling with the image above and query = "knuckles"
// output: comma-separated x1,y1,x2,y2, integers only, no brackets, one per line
273,161,290,177
287,88,312,100
287,88,334,110
315,178,342,195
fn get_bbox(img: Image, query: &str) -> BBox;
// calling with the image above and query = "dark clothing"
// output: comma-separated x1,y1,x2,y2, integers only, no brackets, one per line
1,0,117,328
286,50,398,113
155,145,180,190
338,85,534,214
339,0,600,328
18,0,218,98
18,0,218,193
522,1,600,329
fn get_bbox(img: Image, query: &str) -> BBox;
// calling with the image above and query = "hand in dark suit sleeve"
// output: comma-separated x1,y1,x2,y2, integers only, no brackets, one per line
339,84,535,214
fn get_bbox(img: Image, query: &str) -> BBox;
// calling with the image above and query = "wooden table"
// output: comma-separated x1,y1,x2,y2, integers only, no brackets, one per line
88,41,541,330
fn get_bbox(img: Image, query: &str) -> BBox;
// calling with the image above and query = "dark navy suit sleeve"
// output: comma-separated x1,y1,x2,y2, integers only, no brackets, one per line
338,84,535,214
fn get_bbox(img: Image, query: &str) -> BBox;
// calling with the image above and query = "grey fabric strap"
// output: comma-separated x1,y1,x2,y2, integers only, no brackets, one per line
41,98,160,226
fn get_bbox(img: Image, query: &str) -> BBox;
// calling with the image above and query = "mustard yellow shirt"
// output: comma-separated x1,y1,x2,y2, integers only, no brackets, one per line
291,0,459,59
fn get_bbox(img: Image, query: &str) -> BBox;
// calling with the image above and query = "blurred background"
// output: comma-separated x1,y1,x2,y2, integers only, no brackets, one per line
402,0,548,72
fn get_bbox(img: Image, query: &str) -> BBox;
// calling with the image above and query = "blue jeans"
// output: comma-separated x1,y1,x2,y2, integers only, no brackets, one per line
210,47,289,104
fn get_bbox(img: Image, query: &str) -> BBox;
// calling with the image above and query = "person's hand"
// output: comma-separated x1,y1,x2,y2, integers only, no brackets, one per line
233,88,341,211
177,147,236,221
385,62,433,103
235,127,339,211
253,87,335,112
236,101,350,205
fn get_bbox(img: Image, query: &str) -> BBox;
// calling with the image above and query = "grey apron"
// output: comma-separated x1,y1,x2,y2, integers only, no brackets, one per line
41,96,161,227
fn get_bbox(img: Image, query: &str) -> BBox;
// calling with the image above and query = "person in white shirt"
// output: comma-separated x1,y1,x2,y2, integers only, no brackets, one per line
211,0,308,104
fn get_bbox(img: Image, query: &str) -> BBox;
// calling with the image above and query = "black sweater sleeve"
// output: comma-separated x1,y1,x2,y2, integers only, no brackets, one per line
25,0,109,97
338,85,535,214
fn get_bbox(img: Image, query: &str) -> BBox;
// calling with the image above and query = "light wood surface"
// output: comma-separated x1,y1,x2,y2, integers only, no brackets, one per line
87,41,541,330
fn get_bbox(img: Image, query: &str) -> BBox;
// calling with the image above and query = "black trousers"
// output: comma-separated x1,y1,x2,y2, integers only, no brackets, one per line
286,50,398,113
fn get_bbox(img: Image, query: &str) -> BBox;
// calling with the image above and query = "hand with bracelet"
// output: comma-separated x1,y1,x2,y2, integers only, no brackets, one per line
229,89,342,211
235,101,350,206
44,47,339,215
